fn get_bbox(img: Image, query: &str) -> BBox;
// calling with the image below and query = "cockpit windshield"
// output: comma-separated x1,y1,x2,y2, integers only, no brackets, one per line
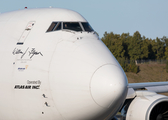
63,22,82,31
46,22,94,32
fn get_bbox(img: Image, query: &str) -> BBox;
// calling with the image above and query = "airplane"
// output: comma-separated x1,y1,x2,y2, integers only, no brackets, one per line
0,7,168,120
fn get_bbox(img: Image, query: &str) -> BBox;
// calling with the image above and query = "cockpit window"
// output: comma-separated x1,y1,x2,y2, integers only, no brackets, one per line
47,22,58,32
54,22,61,31
46,22,61,32
46,22,94,33
81,22,94,32
63,22,82,32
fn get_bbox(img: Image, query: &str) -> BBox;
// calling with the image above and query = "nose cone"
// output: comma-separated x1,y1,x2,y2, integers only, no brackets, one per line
90,64,128,108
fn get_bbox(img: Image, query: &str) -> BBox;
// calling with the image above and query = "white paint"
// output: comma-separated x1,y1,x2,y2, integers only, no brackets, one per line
0,8,129,120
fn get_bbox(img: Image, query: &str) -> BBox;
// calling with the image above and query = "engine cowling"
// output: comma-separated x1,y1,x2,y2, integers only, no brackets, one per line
121,91,168,120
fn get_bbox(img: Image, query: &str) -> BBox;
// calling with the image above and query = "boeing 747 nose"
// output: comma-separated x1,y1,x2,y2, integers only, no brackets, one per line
91,64,128,108
0,8,129,120
90,64,128,119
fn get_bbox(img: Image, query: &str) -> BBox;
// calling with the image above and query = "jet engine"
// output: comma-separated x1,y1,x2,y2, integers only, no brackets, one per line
121,91,168,120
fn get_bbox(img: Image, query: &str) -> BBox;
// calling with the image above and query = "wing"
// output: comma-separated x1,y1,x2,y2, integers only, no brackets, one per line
127,82,168,99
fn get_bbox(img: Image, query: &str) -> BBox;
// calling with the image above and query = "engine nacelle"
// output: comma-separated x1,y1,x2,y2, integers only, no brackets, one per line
121,91,168,120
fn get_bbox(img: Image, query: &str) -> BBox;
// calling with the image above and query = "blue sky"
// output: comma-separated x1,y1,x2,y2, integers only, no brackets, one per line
0,0,167,39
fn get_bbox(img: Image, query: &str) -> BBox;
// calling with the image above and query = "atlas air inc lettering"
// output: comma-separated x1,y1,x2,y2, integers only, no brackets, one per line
14,80,41,89
14,85,40,89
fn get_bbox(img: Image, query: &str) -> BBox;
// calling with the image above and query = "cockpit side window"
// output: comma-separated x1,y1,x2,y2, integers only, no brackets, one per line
53,22,61,31
46,22,58,32
63,22,82,32
82,22,94,32
46,22,62,32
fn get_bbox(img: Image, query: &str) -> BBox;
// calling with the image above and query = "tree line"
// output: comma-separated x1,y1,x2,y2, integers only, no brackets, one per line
101,31,168,73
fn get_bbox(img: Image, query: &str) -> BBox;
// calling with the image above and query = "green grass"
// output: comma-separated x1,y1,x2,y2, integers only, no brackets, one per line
125,63,168,96
126,63,168,83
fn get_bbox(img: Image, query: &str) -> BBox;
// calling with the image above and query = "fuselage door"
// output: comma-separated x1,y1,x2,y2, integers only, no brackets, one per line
17,21,36,45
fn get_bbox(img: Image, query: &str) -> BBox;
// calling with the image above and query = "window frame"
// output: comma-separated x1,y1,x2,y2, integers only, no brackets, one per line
46,21,94,33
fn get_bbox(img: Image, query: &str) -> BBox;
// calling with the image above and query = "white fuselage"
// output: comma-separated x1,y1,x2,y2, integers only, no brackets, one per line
0,8,128,120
